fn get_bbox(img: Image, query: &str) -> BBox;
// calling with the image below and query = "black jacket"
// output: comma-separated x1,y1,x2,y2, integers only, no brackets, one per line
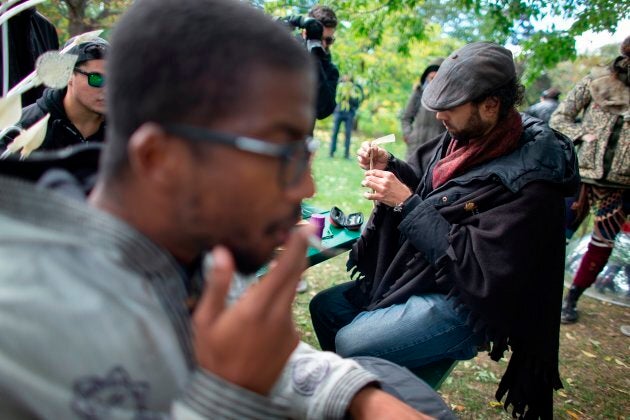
314,51,340,120
346,115,579,419
1,88,106,152
525,99,559,123
0,7,59,107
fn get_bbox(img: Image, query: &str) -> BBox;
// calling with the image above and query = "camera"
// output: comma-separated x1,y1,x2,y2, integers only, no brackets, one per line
279,15,327,57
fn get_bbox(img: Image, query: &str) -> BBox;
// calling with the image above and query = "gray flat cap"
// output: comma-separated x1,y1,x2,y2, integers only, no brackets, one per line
422,42,516,112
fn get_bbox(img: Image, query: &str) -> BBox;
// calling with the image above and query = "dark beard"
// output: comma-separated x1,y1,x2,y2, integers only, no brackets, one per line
228,204,302,275
448,106,492,142
231,249,266,275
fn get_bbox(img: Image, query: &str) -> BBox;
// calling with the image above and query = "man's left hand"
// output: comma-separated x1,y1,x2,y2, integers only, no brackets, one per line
348,387,434,419
361,169,412,207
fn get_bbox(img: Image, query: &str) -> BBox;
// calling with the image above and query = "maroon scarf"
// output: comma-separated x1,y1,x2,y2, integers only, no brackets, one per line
432,110,523,188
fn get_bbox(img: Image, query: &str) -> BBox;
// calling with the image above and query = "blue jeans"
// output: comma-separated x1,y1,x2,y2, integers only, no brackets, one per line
309,282,483,369
330,111,355,158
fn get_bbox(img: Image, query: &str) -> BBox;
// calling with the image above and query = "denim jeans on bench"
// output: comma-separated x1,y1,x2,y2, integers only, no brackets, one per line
310,282,483,369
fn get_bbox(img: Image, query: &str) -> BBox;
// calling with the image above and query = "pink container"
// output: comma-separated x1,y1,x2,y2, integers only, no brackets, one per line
309,214,326,238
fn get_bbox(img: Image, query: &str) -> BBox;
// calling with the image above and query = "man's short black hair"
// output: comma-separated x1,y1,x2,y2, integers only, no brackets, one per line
308,5,338,28
102,0,313,178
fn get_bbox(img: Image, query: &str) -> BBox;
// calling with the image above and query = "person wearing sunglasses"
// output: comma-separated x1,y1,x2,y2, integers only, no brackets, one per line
0,37,109,152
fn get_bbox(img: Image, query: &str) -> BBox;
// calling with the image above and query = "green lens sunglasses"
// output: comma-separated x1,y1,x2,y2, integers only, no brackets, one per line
73,68,105,88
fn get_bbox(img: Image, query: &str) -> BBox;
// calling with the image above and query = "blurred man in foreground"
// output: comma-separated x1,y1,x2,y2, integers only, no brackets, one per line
0,0,439,418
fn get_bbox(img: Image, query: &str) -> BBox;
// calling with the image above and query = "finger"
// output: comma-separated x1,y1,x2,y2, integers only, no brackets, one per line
363,190,380,201
361,176,381,190
193,246,235,327
365,169,386,178
256,227,311,307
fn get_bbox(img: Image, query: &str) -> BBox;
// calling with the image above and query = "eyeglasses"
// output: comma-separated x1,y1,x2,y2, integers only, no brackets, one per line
323,36,335,45
73,68,105,88
162,123,318,189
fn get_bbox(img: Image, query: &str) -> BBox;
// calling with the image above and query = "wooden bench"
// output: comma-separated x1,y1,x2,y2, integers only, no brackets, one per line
409,359,458,390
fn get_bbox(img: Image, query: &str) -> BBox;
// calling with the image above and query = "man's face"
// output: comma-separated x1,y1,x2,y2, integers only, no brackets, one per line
68,59,106,115
175,67,316,274
322,26,336,52
435,101,494,142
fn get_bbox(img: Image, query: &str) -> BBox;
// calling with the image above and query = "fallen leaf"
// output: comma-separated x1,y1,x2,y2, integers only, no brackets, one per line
566,409,580,419
558,390,568,397
581,350,597,358
451,404,466,412
610,387,629,395
604,356,612,362
614,358,628,368
589,339,601,347
488,401,503,408
565,332,576,340
566,377,574,384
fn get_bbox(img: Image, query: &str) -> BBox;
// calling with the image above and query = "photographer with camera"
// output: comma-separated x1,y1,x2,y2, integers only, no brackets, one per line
283,5,339,123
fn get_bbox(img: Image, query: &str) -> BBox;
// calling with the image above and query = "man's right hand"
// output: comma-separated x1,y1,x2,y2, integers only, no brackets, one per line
357,141,389,171
192,229,310,395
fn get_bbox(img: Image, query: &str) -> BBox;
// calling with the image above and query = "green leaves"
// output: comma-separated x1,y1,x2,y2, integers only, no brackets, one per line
518,31,577,84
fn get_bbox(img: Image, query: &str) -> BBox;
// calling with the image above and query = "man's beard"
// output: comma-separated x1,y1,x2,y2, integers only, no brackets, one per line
448,106,493,142
231,248,266,275
228,205,302,275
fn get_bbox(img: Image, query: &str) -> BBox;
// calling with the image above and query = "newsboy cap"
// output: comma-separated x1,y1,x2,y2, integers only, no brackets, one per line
422,42,516,112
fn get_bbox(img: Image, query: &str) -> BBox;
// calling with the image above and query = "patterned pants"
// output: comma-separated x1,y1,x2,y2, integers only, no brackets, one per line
568,184,629,288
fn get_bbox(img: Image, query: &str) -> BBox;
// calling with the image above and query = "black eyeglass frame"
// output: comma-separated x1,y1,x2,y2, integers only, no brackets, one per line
73,68,105,88
162,123,318,188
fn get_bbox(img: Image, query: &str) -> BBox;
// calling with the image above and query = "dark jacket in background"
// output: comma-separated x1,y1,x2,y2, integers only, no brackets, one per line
0,88,106,151
525,99,559,123
401,60,445,160
315,51,340,120
0,6,59,107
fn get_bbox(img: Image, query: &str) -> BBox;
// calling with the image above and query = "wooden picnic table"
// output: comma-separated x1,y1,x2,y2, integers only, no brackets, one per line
256,205,361,277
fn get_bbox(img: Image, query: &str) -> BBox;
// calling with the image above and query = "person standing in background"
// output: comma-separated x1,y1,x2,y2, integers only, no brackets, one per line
306,5,340,123
525,88,561,123
400,58,445,160
550,36,630,324
330,75,363,159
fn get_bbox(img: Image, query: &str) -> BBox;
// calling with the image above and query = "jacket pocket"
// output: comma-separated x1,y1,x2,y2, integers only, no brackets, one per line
576,138,597,171
611,137,630,177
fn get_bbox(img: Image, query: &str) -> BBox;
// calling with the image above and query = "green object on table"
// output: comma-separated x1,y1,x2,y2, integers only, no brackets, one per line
256,207,362,277
307,210,361,266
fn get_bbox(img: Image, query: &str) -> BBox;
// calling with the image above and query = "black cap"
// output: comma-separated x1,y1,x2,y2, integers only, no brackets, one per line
422,42,516,112
64,36,110,66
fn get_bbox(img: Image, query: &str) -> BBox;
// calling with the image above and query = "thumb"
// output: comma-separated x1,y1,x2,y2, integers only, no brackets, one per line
193,246,235,327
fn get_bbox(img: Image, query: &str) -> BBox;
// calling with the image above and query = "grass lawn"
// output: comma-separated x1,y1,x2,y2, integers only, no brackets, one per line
295,129,630,419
